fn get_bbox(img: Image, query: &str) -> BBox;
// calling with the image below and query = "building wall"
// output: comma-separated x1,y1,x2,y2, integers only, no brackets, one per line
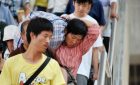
126,0,140,56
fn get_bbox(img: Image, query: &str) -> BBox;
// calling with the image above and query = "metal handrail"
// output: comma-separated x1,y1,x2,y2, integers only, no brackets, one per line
108,18,118,72
97,18,118,85
105,56,112,78
96,0,127,84
97,49,107,85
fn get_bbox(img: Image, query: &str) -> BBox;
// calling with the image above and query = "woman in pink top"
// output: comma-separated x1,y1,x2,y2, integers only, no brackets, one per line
55,19,99,80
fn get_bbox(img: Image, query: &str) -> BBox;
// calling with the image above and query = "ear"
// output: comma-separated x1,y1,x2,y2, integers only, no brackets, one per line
88,4,92,10
30,32,36,40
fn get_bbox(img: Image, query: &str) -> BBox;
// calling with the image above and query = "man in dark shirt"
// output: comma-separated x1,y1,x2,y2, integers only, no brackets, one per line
65,0,106,27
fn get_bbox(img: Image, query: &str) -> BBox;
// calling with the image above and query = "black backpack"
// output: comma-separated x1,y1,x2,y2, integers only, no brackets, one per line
0,21,7,57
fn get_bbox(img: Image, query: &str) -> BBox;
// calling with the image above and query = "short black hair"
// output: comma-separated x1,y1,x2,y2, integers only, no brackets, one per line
73,0,93,4
26,17,53,43
66,19,88,39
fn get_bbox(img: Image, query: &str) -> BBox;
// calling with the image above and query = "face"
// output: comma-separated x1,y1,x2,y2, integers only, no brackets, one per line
32,31,53,52
24,3,31,10
21,24,28,47
73,2,91,17
65,33,83,48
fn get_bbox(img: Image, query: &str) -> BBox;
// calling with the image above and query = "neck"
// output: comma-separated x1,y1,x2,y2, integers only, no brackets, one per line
23,44,42,64
23,44,28,50
73,12,86,18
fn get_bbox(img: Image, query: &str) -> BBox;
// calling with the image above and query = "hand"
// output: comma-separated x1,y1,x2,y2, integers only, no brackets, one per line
110,2,119,21
60,14,70,20
110,11,119,20
93,72,98,80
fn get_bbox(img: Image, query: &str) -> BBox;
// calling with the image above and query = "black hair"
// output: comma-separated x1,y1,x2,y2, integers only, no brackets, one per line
66,19,88,39
0,21,7,56
73,0,93,4
26,17,53,43
0,21,8,41
0,21,7,30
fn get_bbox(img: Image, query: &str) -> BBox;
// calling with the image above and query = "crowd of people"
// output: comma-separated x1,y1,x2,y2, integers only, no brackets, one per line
0,0,118,85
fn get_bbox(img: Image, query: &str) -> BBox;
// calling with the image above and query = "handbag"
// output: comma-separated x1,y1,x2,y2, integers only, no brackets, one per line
24,57,51,85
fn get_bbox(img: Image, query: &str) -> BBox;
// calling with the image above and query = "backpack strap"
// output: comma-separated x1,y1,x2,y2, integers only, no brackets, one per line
24,57,51,85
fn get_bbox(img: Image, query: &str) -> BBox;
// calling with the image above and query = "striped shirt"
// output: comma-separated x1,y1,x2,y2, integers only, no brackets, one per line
56,25,99,77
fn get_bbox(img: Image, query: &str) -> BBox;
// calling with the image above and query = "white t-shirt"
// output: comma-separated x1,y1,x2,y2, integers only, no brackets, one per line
3,25,21,60
69,14,103,78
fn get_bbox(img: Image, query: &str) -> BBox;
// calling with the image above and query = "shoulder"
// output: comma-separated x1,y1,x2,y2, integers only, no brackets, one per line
69,13,76,19
43,54,60,66
5,54,22,65
49,58,60,66
43,56,62,73
86,15,98,24
9,45,25,57
9,48,21,57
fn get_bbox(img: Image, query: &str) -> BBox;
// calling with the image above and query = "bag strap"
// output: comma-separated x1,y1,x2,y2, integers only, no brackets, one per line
24,57,51,85
66,68,77,85
61,66,77,85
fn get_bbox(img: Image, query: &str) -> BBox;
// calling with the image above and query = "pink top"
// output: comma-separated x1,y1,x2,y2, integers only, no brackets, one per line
56,24,99,77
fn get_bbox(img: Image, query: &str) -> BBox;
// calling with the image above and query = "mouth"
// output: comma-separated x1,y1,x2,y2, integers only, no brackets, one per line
78,11,84,13
45,44,48,48
43,43,48,49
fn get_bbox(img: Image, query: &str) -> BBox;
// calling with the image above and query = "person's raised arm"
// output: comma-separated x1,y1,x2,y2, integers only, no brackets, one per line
79,19,100,54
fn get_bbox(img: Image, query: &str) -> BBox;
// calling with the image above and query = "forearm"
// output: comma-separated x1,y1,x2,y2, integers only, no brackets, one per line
79,22,99,54
92,47,99,74
111,2,117,12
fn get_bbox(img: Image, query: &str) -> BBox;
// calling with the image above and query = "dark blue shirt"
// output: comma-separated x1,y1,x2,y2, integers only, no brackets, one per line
65,0,106,26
